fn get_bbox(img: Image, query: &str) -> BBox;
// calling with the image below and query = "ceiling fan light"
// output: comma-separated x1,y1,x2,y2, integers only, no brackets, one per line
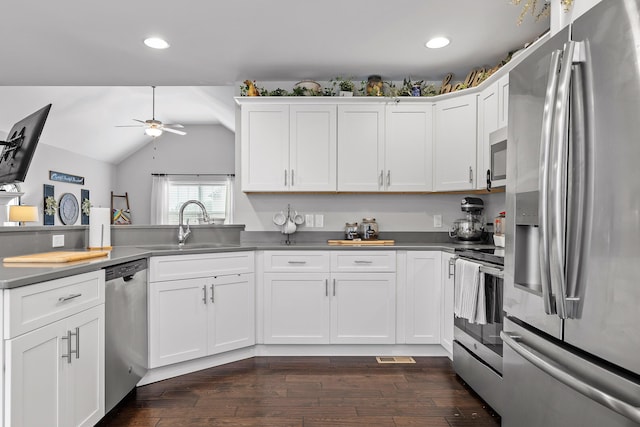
144,37,170,50
425,37,450,49
145,127,163,137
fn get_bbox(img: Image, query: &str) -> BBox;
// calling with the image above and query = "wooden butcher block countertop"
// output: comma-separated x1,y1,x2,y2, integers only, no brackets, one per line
3,251,110,264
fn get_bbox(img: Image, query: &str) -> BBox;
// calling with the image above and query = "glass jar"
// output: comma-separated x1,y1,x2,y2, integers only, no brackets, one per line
494,211,506,236
359,217,379,240
345,222,359,240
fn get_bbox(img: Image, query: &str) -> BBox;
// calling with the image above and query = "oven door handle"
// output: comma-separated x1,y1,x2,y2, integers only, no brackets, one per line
479,265,503,278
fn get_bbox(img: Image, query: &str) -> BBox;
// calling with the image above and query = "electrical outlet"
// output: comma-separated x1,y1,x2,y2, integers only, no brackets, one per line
52,235,65,247
315,214,324,228
305,214,314,227
433,214,443,228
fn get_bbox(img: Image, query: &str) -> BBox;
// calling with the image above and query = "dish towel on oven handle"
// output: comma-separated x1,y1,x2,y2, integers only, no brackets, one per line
453,259,487,325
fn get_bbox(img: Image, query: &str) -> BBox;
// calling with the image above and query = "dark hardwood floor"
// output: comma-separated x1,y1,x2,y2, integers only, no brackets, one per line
98,356,500,427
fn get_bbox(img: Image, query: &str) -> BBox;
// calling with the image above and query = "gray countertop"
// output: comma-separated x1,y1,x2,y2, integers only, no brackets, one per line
0,241,493,289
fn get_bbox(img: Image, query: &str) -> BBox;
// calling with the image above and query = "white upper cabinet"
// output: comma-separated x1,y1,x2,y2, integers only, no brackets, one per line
337,104,385,191
241,104,337,192
289,105,337,191
241,104,290,191
384,103,434,191
477,82,499,190
434,93,478,191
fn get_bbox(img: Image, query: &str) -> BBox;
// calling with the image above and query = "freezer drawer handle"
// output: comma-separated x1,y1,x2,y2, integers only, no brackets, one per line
501,332,640,424
58,293,82,303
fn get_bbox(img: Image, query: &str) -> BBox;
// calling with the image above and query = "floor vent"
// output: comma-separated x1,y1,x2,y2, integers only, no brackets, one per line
376,356,416,364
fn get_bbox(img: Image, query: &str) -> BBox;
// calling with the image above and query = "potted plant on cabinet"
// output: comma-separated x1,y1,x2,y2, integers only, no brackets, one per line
331,76,355,97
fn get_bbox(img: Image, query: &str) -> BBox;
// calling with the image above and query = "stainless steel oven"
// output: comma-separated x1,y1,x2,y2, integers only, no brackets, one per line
452,248,504,415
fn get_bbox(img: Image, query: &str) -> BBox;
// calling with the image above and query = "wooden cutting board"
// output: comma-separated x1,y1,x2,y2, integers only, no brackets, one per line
327,239,395,246
3,250,109,264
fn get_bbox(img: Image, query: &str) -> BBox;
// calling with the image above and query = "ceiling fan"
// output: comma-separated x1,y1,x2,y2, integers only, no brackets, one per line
117,86,186,137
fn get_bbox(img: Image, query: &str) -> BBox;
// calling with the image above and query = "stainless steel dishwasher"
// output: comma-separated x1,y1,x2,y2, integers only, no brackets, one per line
104,258,148,413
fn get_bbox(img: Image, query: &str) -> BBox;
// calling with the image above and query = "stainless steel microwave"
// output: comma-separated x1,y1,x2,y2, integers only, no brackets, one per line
488,126,507,189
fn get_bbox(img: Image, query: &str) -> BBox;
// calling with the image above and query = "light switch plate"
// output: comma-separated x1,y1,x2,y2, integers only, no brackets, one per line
305,214,314,227
52,235,64,247
433,214,443,228
315,214,324,228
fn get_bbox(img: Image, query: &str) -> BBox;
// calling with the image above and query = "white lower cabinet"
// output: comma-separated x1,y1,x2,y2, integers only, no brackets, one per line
402,252,442,344
441,252,456,356
5,304,104,427
262,251,396,345
330,273,396,344
149,253,255,368
149,273,255,368
264,273,330,344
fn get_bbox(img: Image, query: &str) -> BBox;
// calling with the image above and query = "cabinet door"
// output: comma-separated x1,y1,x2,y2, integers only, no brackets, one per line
404,252,442,344
498,74,510,129
330,273,396,344
385,103,434,191
337,104,385,191
5,319,66,427
66,305,105,427
241,104,290,191
477,82,499,190
434,94,478,191
149,278,208,368
208,273,255,354
441,252,456,357
290,105,337,191
263,273,330,344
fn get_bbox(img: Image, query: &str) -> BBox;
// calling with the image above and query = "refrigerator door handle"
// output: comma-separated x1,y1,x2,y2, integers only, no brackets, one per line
501,331,640,424
550,41,576,320
538,49,562,315
565,41,588,318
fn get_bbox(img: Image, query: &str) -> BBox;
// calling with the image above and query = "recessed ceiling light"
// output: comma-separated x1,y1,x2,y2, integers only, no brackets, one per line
425,37,450,49
144,37,170,50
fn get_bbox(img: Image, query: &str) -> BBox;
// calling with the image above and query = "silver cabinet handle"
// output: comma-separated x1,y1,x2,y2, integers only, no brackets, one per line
386,170,391,186
61,330,73,364
538,48,562,316
354,260,373,264
325,279,328,297
284,169,288,186
448,257,457,279
287,261,307,264
210,284,215,303
58,293,82,303
202,285,207,304
468,166,473,184
379,170,383,187
333,278,336,296
71,327,79,359
501,332,640,424
291,169,295,186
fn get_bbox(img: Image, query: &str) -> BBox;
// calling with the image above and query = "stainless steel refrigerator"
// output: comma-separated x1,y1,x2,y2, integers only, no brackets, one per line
503,1,640,425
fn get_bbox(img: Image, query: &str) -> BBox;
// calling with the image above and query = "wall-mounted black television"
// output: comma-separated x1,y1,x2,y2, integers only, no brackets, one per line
0,104,52,185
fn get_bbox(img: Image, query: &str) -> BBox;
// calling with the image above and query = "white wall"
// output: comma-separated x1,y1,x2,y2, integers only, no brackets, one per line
15,143,115,225
551,0,601,34
115,125,235,224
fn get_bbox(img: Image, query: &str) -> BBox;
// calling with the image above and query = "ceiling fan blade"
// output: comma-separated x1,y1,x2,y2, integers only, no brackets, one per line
115,125,144,128
162,123,184,128
162,127,187,136
133,119,147,124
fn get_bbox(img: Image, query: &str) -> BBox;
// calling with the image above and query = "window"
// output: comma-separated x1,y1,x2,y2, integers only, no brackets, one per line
151,174,234,225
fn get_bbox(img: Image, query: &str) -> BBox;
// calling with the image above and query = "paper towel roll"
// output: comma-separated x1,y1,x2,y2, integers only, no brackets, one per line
89,208,111,249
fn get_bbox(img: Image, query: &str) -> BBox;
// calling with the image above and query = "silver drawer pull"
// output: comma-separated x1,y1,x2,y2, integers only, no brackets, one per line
288,261,307,264
58,293,82,303
354,260,373,264
71,327,79,359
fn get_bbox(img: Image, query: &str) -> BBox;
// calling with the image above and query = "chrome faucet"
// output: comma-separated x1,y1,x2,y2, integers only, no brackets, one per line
178,200,211,246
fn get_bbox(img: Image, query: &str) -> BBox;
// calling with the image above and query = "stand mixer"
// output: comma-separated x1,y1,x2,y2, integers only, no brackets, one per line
449,197,486,242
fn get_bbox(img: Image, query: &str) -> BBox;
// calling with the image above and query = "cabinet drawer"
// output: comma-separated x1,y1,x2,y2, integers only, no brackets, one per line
330,251,396,272
4,270,105,339
263,251,330,272
150,251,255,282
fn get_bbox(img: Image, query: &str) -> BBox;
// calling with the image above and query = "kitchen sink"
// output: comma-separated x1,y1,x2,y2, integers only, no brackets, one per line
136,243,240,251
